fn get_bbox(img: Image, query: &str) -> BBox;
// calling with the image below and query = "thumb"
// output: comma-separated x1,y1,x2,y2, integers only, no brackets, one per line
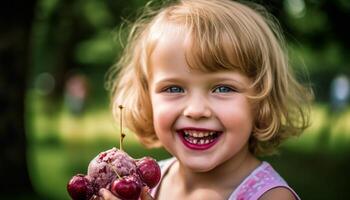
99,188,120,200
140,187,154,200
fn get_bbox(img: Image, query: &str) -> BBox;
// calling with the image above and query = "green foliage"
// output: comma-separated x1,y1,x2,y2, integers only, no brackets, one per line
285,1,328,34
81,0,113,29
75,31,116,66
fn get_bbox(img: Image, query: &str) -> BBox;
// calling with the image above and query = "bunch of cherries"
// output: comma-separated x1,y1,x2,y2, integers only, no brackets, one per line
67,154,161,200
67,106,161,200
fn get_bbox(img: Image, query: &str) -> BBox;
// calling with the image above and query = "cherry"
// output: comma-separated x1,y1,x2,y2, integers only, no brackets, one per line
110,175,142,200
67,174,94,200
136,157,161,188
67,104,162,199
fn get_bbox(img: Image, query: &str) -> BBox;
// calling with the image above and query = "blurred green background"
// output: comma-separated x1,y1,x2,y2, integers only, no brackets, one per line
1,0,350,199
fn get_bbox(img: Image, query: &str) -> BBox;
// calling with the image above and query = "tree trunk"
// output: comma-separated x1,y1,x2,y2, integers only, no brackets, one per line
0,0,37,196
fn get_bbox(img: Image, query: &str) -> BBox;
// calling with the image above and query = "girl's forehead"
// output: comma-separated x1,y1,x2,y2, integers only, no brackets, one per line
149,22,189,47
149,24,190,65
149,28,242,74
149,36,246,80
152,27,189,53
146,16,255,78
149,31,187,73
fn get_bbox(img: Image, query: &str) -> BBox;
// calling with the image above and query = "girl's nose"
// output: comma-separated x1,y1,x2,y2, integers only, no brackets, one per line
183,96,212,120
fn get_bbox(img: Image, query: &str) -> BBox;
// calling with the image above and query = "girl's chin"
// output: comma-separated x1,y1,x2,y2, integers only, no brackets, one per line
178,157,218,172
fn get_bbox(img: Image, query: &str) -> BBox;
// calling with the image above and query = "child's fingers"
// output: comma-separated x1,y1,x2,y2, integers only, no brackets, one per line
140,187,154,200
99,188,121,200
90,194,103,200
98,187,153,200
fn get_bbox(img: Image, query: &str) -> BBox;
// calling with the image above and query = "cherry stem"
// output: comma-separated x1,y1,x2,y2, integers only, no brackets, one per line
118,105,124,151
108,163,122,179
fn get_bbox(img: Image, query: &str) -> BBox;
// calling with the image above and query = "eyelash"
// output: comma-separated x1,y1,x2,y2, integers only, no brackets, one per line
162,85,236,93
212,85,236,93
163,86,184,93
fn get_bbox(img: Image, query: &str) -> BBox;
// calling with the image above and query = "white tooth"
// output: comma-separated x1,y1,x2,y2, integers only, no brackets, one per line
205,139,209,144
199,132,204,137
193,132,198,137
204,132,209,137
210,132,214,136
200,139,204,144
193,139,198,144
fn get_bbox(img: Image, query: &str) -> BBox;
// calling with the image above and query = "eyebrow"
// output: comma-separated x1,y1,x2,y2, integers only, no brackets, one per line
210,77,245,87
152,77,184,86
153,75,247,88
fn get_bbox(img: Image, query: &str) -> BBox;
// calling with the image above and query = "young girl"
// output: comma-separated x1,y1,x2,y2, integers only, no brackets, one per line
102,0,312,199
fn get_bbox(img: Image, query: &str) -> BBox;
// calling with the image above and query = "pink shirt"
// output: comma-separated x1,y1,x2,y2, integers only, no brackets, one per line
151,158,300,200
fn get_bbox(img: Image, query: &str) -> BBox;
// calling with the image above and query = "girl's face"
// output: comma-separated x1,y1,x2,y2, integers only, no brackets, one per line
149,33,256,172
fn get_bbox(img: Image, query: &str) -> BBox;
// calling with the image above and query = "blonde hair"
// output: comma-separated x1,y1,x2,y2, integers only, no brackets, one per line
106,0,313,156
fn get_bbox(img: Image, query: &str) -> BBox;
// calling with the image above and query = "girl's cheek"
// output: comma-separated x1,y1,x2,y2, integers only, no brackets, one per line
215,100,253,127
152,100,176,130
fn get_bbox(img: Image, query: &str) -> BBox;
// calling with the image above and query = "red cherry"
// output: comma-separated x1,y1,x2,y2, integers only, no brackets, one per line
110,175,142,200
67,174,94,200
136,157,161,188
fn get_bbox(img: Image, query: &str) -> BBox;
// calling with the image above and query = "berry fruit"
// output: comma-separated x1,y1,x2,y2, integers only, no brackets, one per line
110,175,142,200
136,157,161,188
67,174,94,200
87,148,137,190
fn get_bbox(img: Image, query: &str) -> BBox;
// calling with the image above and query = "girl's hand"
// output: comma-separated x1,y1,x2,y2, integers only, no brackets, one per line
99,187,154,200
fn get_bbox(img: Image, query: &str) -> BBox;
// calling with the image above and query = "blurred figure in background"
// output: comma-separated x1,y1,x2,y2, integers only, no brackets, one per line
330,74,350,113
319,73,350,146
64,73,89,115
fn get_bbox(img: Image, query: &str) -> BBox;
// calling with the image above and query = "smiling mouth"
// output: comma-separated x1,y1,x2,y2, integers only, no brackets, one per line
178,129,222,150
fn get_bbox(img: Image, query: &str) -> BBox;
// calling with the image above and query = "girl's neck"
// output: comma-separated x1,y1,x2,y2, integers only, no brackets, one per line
173,147,260,192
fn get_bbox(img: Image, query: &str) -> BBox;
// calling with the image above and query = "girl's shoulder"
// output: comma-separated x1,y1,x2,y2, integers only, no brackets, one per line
157,157,176,170
228,161,301,200
150,157,176,198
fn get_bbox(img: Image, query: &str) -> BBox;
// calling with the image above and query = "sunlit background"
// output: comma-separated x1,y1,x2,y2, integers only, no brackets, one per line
1,0,350,199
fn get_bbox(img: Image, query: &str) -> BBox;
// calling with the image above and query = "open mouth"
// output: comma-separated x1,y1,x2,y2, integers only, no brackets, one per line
177,129,222,150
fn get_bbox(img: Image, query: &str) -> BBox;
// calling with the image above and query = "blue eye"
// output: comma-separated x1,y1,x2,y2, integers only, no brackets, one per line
213,86,234,93
165,86,184,93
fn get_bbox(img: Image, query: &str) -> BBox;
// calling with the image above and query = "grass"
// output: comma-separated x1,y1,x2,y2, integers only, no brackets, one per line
25,91,350,199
